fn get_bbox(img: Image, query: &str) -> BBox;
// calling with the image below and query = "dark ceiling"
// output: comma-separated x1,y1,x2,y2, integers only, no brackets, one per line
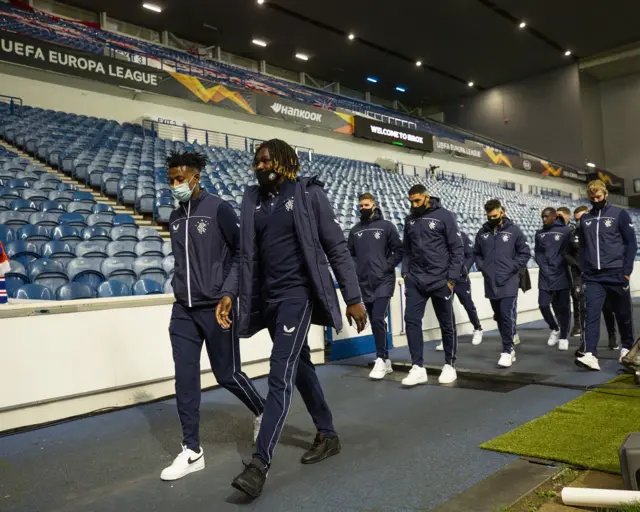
64,0,640,108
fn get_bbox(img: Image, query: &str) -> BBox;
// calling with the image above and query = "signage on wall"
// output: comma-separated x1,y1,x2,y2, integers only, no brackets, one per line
588,169,626,196
353,116,434,152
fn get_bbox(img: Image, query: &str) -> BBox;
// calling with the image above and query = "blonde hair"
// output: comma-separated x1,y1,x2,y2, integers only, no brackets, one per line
587,179,607,195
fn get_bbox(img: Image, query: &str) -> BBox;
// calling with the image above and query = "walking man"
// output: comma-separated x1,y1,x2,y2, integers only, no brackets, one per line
217,139,367,498
575,180,637,371
535,207,572,351
401,184,464,386
161,150,265,482
348,193,403,380
474,199,531,368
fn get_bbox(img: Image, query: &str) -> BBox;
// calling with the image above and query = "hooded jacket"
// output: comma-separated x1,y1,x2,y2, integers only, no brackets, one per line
474,217,531,299
534,219,572,291
401,197,464,293
169,191,239,308
578,202,637,283
348,208,403,303
235,176,362,338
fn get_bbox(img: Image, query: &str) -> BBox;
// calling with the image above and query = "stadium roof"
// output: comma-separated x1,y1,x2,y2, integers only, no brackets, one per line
66,0,640,108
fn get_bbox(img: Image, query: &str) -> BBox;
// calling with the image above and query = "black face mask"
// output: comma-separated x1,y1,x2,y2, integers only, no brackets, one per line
360,208,374,220
542,221,553,230
488,216,503,228
591,198,606,210
256,170,279,188
411,199,429,217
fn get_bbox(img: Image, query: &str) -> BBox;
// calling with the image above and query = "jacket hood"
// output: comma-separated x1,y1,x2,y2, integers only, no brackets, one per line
361,207,384,223
542,218,566,230
427,197,442,210
482,215,515,232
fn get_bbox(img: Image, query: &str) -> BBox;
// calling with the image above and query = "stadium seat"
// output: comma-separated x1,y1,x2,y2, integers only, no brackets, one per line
75,241,108,259
137,227,163,243
101,257,136,287
5,260,29,298
113,214,136,226
82,226,111,242
133,256,166,285
67,202,93,215
110,225,138,241
0,211,29,228
28,258,68,293
56,283,95,301
17,225,51,250
41,241,76,265
39,200,65,213
87,213,114,228
135,240,164,257
0,225,15,244
97,280,132,298
29,212,61,228
67,258,106,289
163,279,174,294
59,212,87,229
133,279,163,296
52,225,82,242
162,255,175,276
10,199,37,212
162,241,173,256
15,284,54,301
106,241,137,261
6,240,40,266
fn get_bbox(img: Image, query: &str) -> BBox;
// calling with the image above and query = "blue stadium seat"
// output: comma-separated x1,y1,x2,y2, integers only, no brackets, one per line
59,212,87,229
39,200,65,213
67,258,106,289
97,280,132,298
0,225,15,244
56,283,95,301
87,213,114,228
133,256,166,285
17,225,51,249
6,240,40,266
162,255,175,276
72,191,94,203
41,241,76,265
163,279,174,294
101,257,136,287
92,203,115,216
75,241,108,259
29,212,61,228
137,227,163,243
82,226,111,241
28,258,68,293
162,241,173,256
10,199,37,212
0,211,29,228
16,284,54,301
110,225,138,241
135,240,163,257
5,260,29,298
67,202,93,215
133,279,163,296
113,214,136,227
106,241,137,261
52,225,82,242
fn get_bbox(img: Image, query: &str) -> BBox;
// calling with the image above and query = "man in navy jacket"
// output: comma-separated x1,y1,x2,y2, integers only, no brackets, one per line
161,151,265,482
534,207,572,351
401,184,464,386
216,139,367,498
474,199,531,368
348,193,403,380
575,180,637,371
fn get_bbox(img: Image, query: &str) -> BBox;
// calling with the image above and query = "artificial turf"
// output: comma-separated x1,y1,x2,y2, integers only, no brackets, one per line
480,375,640,474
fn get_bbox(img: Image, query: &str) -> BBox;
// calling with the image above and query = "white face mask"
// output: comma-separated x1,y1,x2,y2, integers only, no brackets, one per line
171,177,195,203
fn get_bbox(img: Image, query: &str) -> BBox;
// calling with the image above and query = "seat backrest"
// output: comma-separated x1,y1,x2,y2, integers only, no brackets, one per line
97,280,131,298
162,255,175,275
135,240,163,257
87,213,114,227
6,259,27,280
163,279,174,294
6,240,39,258
137,227,163,241
16,284,54,300
59,212,87,227
56,282,95,301
67,257,105,281
133,279,163,296
106,240,137,258
18,224,51,240
112,214,136,226
28,258,66,281
110,225,138,241
0,211,29,226
92,203,115,215
82,226,111,241
66,202,93,215
0,225,15,244
41,241,75,259
101,256,135,277
39,200,65,213
75,241,108,259
51,225,82,241
162,241,172,256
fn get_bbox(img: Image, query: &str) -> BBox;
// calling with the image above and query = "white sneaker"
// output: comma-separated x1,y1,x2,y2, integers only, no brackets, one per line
472,329,484,346
558,339,569,351
619,348,630,364
253,414,263,443
161,446,205,481
576,352,600,371
369,358,393,380
401,365,428,387
513,333,521,345
435,342,444,351
438,364,457,384
547,330,560,347
498,351,516,368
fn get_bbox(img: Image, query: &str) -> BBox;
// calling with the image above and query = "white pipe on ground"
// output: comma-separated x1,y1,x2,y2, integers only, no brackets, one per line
562,487,640,507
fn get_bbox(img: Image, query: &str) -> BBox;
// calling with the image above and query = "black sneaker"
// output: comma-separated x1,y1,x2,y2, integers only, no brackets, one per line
570,325,581,337
608,335,619,350
231,458,267,498
300,433,341,465
574,347,585,358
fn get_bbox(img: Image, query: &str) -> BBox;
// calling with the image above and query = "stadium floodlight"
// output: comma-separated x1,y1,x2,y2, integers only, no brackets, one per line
348,33,355,41
396,86,406,92
586,162,596,168
416,60,422,66
295,53,309,61
367,77,378,83
257,0,265,4
519,21,526,28
252,39,267,47
565,50,572,56
142,3,162,13
468,81,474,87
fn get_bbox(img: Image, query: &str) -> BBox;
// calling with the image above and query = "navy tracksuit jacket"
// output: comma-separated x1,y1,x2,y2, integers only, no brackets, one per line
578,202,637,355
402,197,464,367
348,208,403,359
454,231,482,331
534,219,572,339
236,176,362,468
168,191,265,451
474,218,531,353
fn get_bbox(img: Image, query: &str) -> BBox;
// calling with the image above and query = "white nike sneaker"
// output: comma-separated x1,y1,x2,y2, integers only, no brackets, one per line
253,414,263,443
472,329,484,346
513,333,521,345
401,365,428,386
498,351,516,368
438,364,457,384
161,446,205,481
558,339,569,351
369,358,393,380
619,348,630,364
576,352,600,371
547,330,560,347
435,342,444,351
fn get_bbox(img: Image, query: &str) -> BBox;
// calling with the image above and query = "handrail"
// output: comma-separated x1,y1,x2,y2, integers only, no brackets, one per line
0,95,23,116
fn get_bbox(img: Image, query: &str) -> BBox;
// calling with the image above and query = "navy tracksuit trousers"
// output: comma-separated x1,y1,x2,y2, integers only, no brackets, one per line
254,298,336,468
169,303,265,452
581,281,634,356
365,297,390,360
538,289,571,340
602,298,617,337
454,279,482,331
490,296,518,354
404,279,457,367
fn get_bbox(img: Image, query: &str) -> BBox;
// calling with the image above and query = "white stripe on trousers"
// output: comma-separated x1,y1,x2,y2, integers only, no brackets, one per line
231,313,264,415
266,301,313,464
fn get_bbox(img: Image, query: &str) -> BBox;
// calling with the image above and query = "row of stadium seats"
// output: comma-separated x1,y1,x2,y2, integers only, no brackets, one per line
13,279,172,301
0,225,166,244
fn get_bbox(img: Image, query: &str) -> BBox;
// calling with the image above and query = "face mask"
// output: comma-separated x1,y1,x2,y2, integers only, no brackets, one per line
256,170,279,188
360,208,374,220
411,199,428,217
488,216,503,228
171,177,195,203
591,198,606,210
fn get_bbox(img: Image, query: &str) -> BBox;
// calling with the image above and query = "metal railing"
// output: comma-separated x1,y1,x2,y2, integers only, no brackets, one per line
0,95,23,116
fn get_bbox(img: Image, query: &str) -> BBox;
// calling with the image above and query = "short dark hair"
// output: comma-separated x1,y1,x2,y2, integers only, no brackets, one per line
359,192,375,202
408,184,427,196
542,207,556,216
557,207,571,216
484,199,502,212
166,150,208,172
574,205,589,215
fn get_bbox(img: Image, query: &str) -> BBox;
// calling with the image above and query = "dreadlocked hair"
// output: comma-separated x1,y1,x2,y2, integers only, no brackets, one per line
166,150,209,172
254,139,300,181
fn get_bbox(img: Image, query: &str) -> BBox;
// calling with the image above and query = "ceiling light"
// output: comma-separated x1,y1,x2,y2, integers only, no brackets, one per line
348,33,355,40
416,60,422,66
468,81,474,87
367,77,378,83
142,3,162,13
396,86,406,92
564,50,572,56
586,162,596,168
257,0,265,4
252,39,267,47
295,53,309,61
519,21,526,28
